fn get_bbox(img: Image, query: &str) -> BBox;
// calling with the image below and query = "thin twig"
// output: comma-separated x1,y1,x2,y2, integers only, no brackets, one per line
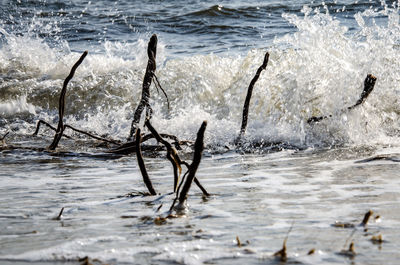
64,124,121,145
32,120,73,139
360,210,373,227
108,132,182,155
273,221,294,262
52,207,64,220
154,74,170,110
348,74,377,110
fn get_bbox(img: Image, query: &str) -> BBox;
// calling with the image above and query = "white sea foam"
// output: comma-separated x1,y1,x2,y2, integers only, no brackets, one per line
0,95,37,116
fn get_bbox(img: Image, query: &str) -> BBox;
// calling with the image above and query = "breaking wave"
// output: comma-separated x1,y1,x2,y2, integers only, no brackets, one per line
0,3,399,149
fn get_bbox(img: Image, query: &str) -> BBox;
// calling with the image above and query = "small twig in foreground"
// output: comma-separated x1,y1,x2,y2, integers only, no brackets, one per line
273,221,294,262
360,210,373,227
52,207,64,220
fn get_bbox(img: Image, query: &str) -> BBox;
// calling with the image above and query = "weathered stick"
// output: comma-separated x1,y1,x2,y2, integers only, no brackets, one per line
63,124,121,145
33,120,73,139
153,74,170,110
236,52,269,143
178,121,207,205
307,74,377,124
48,51,88,150
128,34,158,140
135,128,157,195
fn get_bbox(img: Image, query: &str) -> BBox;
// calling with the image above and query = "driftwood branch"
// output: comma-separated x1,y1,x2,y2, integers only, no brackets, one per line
178,121,207,205
63,124,121,145
108,133,183,155
307,74,377,124
33,120,73,139
145,120,182,192
128,34,158,140
48,51,88,150
145,120,209,196
135,128,157,195
236,52,269,143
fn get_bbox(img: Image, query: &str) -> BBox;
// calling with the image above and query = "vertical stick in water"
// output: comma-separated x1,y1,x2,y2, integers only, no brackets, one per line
236,52,269,143
48,51,88,150
145,120,181,192
135,128,157,195
128,34,158,140
178,121,207,204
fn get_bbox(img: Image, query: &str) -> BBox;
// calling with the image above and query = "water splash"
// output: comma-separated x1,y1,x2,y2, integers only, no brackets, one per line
1,3,399,148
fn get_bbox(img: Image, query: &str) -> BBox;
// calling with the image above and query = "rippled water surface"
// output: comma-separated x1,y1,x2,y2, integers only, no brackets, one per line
1,0,400,264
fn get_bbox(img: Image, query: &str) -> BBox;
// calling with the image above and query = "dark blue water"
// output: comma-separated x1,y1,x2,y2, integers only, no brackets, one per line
0,0,389,56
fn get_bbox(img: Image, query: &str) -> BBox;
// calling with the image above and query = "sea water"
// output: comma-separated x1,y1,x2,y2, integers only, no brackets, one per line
1,0,400,264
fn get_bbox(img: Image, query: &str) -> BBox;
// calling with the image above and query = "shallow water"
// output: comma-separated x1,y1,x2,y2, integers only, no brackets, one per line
1,144,400,264
1,0,400,264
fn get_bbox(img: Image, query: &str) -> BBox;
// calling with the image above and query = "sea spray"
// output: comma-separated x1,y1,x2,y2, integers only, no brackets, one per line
0,2,399,147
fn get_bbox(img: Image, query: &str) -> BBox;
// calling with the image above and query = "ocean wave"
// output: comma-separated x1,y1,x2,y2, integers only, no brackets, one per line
0,3,399,148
